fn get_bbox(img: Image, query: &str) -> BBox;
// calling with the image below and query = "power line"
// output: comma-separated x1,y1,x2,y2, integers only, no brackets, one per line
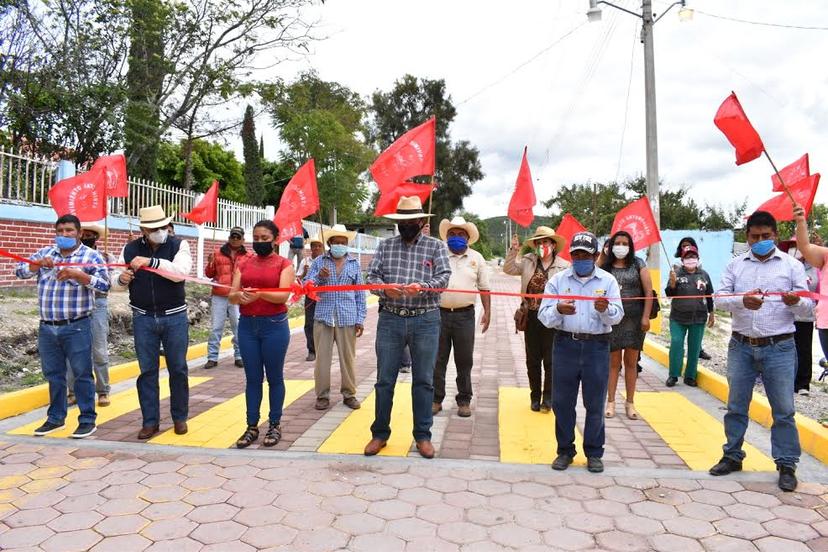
692,8,828,31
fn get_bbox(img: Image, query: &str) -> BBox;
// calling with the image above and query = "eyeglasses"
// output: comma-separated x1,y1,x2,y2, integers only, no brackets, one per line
229,234,243,240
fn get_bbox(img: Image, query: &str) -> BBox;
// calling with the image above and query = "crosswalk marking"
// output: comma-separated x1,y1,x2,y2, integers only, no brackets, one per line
318,383,414,456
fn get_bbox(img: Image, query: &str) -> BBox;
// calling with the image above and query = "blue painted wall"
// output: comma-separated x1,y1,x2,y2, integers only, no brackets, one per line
657,230,735,294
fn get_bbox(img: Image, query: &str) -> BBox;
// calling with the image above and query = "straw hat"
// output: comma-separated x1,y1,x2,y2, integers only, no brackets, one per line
439,216,479,245
523,226,566,251
320,224,356,243
138,205,174,229
80,222,107,239
384,196,434,220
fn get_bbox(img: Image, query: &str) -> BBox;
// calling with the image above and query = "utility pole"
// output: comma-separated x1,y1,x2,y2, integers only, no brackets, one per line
642,0,660,270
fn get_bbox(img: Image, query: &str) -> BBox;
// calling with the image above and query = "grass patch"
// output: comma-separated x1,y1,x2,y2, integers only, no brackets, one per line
0,287,38,300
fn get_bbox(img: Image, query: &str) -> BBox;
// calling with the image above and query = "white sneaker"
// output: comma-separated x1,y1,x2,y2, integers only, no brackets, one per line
798,388,810,396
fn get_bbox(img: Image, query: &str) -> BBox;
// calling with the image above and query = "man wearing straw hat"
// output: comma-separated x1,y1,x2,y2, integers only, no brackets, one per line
111,205,192,440
364,196,451,459
433,216,491,418
304,224,366,411
298,234,325,362
65,223,117,408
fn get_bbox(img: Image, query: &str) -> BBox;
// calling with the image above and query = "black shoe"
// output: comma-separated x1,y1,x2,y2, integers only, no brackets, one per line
551,454,574,471
587,457,604,473
540,400,551,413
530,401,541,412
70,423,97,439
306,352,316,362
636,363,643,374
699,349,712,360
778,465,797,492
665,376,678,387
202,360,218,369
684,377,698,387
400,364,411,374
234,359,244,368
709,456,742,476
34,421,65,436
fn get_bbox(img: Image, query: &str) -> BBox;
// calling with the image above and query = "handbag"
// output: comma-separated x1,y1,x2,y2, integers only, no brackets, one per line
649,290,661,319
514,302,529,333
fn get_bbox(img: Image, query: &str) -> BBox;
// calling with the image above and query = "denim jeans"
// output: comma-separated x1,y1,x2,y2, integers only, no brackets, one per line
552,333,610,459
133,311,190,427
67,296,111,395
39,316,96,425
668,319,705,379
371,308,440,442
793,321,813,392
207,295,240,361
433,308,475,405
723,336,800,467
238,314,290,426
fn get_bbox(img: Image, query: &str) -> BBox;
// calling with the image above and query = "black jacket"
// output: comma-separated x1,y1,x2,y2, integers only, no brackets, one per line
665,267,714,325
123,237,187,316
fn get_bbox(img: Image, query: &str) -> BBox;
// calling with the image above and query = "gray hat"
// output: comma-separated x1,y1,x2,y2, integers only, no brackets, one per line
229,226,244,236
570,232,598,254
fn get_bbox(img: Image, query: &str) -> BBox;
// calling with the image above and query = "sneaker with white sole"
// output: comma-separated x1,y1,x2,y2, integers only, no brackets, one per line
33,421,65,436
70,423,97,439
797,388,810,396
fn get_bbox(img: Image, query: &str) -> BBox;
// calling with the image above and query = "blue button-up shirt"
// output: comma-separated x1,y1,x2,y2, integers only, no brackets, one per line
538,267,624,334
16,244,110,321
715,248,812,338
305,253,367,327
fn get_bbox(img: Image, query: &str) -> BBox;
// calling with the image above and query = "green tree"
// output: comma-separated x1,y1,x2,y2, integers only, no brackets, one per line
263,71,373,223
241,105,264,205
542,181,628,236
368,75,484,223
157,139,246,202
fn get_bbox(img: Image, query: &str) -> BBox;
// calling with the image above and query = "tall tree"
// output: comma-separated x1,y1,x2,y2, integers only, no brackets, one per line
368,75,484,223
241,105,264,205
157,139,246,202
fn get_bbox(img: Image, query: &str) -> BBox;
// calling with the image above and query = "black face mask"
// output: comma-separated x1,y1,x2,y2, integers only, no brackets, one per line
252,241,273,256
398,222,421,241
81,238,98,249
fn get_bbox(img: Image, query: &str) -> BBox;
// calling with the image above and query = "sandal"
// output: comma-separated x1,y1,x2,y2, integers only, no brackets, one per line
236,426,259,449
263,422,281,447
605,402,616,418
625,401,639,420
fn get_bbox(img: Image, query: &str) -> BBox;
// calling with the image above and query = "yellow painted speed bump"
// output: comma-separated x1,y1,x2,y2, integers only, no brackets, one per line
498,387,585,465
319,383,413,456
8,376,211,438
634,391,776,471
151,379,314,448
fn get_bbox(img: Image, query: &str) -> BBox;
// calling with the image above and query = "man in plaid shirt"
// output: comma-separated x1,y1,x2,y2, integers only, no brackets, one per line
364,196,451,459
16,214,109,439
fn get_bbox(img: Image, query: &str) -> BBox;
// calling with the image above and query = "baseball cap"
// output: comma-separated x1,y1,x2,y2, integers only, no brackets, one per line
570,232,598,254
229,226,244,237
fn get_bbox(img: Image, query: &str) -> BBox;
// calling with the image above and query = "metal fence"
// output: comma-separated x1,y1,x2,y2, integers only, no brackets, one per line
0,146,56,205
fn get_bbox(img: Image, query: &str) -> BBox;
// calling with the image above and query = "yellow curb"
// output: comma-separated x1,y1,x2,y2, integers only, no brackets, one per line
643,338,828,465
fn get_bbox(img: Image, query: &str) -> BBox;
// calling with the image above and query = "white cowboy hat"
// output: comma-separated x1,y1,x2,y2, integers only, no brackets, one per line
523,226,566,252
138,205,174,229
320,224,356,243
384,196,434,220
439,216,479,245
80,222,108,239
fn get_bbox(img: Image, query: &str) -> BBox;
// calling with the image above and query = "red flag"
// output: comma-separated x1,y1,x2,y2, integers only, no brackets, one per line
507,147,536,228
374,182,434,217
370,117,436,189
92,154,128,197
772,153,810,192
756,174,820,222
555,213,587,262
274,159,320,243
611,197,661,251
48,170,107,222
182,180,219,224
714,92,765,165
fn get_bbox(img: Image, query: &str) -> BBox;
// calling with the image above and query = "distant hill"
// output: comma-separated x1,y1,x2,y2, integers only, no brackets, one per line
483,215,559,255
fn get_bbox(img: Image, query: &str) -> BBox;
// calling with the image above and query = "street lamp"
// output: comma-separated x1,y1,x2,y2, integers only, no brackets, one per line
586,0,689,270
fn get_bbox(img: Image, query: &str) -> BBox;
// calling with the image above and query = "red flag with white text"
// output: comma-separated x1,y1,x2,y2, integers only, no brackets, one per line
48,170,107,222
91,154,128,197
772,153,810,192
274,159,320,243
555,213,587,262
714,92,765,166
611,197,661,250
507,147,536,228
756,174,820,221
182,180,219,224
370,117,436,189
374,182,434,217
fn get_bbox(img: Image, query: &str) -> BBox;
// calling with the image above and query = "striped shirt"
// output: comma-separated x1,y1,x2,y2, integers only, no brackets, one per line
715,248,813,338
15,244,110,321
304,253,367,327
366,234,451,310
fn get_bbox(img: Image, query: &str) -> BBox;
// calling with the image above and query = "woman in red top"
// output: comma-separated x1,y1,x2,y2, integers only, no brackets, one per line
229,220,295,448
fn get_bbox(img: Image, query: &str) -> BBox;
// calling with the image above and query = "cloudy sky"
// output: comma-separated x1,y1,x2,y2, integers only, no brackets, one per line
242,0,828,220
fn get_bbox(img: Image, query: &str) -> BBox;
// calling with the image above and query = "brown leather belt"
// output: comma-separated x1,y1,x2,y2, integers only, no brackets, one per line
440,305,474,313
731,332,794,347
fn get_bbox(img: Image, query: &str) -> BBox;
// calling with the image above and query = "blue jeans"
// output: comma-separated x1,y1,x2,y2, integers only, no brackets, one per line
723,336,800,467
371,308,441,442
39,316,96,425
238,314,290,426
552,333,610,458
67,296,110,395
207,295,240,361
133,311,190,427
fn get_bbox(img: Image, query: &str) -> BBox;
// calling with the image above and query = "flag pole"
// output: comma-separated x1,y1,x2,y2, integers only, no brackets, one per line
764,151,796,204
426,175,435,217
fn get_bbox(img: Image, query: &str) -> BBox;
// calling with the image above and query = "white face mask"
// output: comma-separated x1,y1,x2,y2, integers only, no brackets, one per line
612,245,630,259
148,229,168,244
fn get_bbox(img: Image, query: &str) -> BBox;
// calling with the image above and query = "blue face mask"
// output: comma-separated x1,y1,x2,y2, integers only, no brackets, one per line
751,239,775,257
572,258,595,276
446,236,468,253
329,244,348,259
55,235,76,250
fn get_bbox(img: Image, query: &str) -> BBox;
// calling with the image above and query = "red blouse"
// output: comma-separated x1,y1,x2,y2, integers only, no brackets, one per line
238,254,290,316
